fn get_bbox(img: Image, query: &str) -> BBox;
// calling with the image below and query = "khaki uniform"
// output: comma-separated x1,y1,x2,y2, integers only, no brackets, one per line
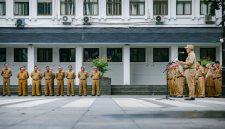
195,66,205,97
78,71,89,96
184,51,196,97
206,69,215,97
52,73,55,95
1,68,12,96
43,71,54,96
213,66,222,97
167,68,173,96
171,68,178,96
66,70,76,96
56,71,65,96
176,65,185,97
17,71,29,96
91,71,101,96
31,71,42,96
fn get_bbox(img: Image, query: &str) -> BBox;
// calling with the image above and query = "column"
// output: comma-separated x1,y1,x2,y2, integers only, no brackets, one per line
76,0,83,23
27,45,35,85
170,45,178,62
75,47,83,85
123,0,129,20
123,46,130,85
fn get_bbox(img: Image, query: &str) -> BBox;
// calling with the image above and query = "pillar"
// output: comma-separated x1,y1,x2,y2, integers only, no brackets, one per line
27,45,34,85
123,46,130,85
76,47,83,85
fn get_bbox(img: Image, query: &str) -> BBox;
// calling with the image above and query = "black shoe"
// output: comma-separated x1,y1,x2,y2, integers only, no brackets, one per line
84,95,87,96
176,96,183,98
185,97,195,100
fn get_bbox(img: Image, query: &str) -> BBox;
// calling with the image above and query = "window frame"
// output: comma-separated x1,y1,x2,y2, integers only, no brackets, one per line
130,48,146,62
200,0,211,15
107,48,122,62
0,1,6,16
14,1,29,16
37,48,53,62
106,0,122,16
60,0,75,16
14,48,28,62
153,0,168,16
153,48,169,62
37,0,52,16
59,48,76,62
83,48,99,62
83,0,99,16
176,0,192,15
0,48,6,62
130,0,145,16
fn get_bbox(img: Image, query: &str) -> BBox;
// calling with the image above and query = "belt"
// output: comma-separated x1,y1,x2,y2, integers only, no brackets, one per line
67,78,74,79
3,78,10,79
93,79,100,80
32,79,39,81
45,79,51,80
57,79,64,80
177,76,184,78
80,79,86,80
19,79,26,80
214,77,222,80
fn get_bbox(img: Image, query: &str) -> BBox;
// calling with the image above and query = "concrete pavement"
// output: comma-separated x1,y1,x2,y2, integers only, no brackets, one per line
0,95,225,129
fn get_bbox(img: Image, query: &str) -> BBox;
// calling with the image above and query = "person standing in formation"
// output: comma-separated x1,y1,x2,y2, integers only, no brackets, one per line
56,66,65,96
1,63,12,96
78,66,89,96
31,66,42,96
17,66,29,96
65,65,76,96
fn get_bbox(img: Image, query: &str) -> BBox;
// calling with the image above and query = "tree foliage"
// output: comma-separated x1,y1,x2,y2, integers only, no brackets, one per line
204,0,223,16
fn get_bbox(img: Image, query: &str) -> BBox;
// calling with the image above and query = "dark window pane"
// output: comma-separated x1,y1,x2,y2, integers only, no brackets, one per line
60,0,75,15
14,48,27,62
153,0,168,15
14,2,29,16
83,48,99,62
130,0,145,16
176,1,192,15
178,48,188,61
83,0,98,16
0,2,6,16
153,48,169,62
37,48,52,62
200,48,216,62
130,48,145,62
107,48,122,62
59,48,76,62
0,48,6,62
106,0,121,16
37,1,52,15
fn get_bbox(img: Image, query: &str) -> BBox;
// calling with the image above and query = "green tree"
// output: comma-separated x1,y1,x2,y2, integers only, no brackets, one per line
203,0,224,16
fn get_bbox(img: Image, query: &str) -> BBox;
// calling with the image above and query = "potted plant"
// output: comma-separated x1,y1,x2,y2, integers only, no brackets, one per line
91,57,111,95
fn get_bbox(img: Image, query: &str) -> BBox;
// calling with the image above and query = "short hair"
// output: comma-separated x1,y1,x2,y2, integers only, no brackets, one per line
34,66,38,68
197,61,201,65
215,61,220,64
4,63,8,66
46,66,49,68
68,65,72,68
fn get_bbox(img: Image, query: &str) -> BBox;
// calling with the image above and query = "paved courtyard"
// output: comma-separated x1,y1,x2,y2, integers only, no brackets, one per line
0,95,225,129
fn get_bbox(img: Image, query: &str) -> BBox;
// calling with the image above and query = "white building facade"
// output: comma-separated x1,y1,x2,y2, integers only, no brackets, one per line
0,0,222,86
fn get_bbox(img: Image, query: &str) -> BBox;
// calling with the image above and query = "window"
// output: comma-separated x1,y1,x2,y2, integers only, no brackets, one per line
60,0,75,15
107,48,122,62
106,0,121,16
83,48,99,62
14,48,27,62
200,0,212,15
153,48,169,62
14,0,29,16
130,48,145,62
130,0,145,16
176,0,192,15
84,0,98,16
0,48,6,62
37,48,52,62
0,0,6,16
37,0,52,16
153,0,168,15
200,48,216,62
59,48,75,62
178,48,188,62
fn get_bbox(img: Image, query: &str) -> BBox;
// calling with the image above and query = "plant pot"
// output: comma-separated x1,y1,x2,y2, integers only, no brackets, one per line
100,77,111,95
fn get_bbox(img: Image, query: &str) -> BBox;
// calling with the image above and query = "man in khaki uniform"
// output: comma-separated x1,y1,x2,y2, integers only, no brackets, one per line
50,68,55,95
167,63,173,96
213,61,222,97
78,66,89,96
1,63,12,96
205,64,216,97
175,62,185,98
91,67,101,96
17,66,29,96
171,64,178,97
56,66,65,96
43,66,54,96
31,66,42,96
195,61,205,98
38,67,43,95
179,45,196,100
66,65,76,96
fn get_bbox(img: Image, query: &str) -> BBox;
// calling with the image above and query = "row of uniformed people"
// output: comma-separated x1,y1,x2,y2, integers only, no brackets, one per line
167,61,222,98
1,64,102,96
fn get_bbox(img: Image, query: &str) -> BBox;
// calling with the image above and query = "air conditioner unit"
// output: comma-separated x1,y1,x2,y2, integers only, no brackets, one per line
15,19,25,28
83,16,92,25
205,15,215,24
62,16,73,25
154,16,165,25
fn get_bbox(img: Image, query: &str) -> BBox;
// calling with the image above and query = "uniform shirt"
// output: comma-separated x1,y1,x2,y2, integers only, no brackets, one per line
43,71,53,80
1,68,12,78
176,65,184,77
31,71,42,80
78,71,89,80
185,51,196,69
66,70,76,79
17,71,28,80
91,71,101,80
196,66,205,78
56,71,65,80
214,65,222,78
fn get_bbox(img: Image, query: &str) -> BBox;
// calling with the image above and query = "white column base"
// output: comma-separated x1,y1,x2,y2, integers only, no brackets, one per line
123,46,130,85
